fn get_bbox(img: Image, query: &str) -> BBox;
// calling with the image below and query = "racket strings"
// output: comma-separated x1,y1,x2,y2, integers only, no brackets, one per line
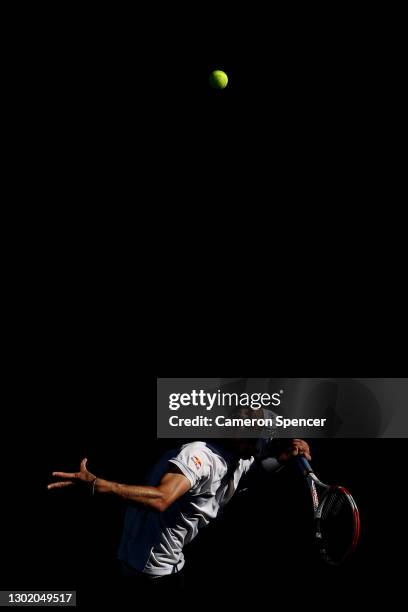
321,489,344,520
318,487,359,565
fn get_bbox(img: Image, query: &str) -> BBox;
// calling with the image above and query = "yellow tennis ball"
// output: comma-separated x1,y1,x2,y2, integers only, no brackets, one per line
209,70,228,90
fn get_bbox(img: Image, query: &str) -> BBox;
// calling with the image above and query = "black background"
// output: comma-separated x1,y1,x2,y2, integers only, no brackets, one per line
7,4,406,192
2,4,407,607
3,371,407,605
4,393,408,599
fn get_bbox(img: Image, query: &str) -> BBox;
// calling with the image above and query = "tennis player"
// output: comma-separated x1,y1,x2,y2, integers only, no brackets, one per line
48,436,310,590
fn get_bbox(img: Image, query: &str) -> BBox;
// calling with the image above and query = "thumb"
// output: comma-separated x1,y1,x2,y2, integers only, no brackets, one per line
80,458,88,471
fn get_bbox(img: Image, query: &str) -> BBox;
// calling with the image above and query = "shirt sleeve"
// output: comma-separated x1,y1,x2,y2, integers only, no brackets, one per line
242,457,255,474
260,456,284,473
168,444,211,489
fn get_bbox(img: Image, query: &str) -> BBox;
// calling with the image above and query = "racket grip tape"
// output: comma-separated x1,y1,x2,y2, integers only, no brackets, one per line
296,456,313,475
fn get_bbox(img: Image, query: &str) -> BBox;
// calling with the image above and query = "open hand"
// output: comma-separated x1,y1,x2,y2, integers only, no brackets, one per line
48,458,96,490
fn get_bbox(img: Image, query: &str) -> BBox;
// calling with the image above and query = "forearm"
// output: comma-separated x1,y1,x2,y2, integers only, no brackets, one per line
95,478,166,510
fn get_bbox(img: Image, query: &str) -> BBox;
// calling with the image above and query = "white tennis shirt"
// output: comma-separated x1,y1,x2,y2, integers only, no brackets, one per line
118,441,254,576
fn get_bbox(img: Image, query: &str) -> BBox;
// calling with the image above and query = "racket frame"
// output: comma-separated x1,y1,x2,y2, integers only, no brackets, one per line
297,456,360,565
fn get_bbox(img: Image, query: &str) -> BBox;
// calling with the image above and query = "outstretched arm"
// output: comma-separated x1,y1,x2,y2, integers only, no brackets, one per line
48,459,191,512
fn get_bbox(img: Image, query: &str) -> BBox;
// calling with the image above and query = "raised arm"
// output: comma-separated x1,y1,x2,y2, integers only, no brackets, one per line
48,459,191,512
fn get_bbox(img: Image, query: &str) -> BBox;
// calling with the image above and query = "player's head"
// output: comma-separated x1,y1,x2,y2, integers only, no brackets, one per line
234,438,258,458
218,437,257,458
224,406,264,458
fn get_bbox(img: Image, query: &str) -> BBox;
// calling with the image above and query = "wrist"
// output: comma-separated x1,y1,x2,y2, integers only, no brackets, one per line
94,478,114,494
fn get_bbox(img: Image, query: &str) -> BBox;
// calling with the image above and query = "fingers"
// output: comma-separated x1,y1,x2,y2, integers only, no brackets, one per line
292,439,312,460
52,472,78,479
294,449,311,460
47,481,74,490
49,458,90,491
278,439,312,463
51,457,89,481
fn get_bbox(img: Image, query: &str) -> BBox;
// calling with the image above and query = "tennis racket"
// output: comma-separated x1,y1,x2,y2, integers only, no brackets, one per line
297,456,360,565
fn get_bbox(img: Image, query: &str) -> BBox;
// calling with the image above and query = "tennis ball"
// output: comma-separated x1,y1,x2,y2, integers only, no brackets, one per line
209,70,228,90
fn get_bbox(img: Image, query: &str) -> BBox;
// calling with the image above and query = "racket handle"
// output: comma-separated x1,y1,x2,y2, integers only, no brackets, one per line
297,455,313,475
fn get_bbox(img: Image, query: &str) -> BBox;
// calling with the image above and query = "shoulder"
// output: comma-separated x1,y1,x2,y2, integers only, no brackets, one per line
168,442,214,488
177,442,219,469
179,441,208,454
